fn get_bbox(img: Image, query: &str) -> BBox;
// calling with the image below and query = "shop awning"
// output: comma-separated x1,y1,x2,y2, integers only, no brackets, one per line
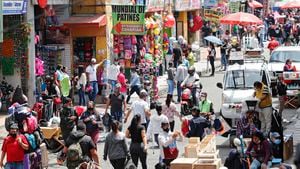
248,0,263,8
63,14,106,27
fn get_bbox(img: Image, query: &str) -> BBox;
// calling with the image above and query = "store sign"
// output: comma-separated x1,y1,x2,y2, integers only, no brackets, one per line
0,0,3,43
229,1,240,13
203,0,218,8
112,5,145,35
2,0,27,15
175,0,200,11
204,9,223,22
145,0,164,12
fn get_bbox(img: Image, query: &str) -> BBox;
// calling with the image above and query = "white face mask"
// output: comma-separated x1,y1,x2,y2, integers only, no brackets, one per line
201,97,206,100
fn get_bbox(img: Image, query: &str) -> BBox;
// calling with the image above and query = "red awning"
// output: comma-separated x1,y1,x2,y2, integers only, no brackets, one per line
63,14,106,27
248,0,263,8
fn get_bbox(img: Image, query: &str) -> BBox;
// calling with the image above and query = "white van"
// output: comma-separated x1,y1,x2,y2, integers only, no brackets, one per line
217,58,271,127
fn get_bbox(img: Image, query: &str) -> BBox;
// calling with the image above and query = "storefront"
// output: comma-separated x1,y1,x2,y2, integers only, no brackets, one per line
0,0,29,95
63,14,107,71
175,0,201,44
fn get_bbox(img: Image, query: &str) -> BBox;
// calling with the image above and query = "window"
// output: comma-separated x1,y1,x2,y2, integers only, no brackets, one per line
270,51,300,63
224,70,261,89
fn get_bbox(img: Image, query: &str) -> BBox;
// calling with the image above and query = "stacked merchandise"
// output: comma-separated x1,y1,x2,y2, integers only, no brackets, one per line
171,135,222,169
5,103,48,168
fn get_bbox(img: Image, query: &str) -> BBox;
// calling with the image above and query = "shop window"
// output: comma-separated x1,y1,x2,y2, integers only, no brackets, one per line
73,37,96,68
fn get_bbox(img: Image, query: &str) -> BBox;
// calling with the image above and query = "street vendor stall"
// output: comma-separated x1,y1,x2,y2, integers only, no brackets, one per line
283,71,300,108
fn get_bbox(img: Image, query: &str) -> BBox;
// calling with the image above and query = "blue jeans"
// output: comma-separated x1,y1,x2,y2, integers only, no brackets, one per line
250,159,271,169
221,53,227,70
5,162,23,169
167,80,175,95
78,87,86,106
177,81,183,102
88,81,98,102
111,112,123,122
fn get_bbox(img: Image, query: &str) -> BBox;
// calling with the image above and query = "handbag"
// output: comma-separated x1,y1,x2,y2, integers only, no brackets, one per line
85,84,93,93
53,97,62,105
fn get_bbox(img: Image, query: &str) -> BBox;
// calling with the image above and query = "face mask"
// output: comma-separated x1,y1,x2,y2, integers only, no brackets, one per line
201,97,206,100
274,139,281,145
10,133,17,138
88,108,94,111
163,128,169,133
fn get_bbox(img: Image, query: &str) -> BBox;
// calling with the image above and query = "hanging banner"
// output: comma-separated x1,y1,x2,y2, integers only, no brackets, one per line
0,0,2,43
175,0,201,11
203,0,218,8
229,1,240,13
112,5,145,35
204,9,224,23
2,0,27,15
145,0,164,12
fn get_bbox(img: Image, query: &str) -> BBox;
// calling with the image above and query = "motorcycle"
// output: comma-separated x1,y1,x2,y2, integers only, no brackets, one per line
180,81,202,116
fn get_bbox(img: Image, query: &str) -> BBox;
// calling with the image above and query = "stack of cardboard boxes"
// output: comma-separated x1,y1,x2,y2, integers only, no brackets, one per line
171,135,222,169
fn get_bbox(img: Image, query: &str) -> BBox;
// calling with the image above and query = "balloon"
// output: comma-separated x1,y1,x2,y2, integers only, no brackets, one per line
164,14,175,28
153,28,160,35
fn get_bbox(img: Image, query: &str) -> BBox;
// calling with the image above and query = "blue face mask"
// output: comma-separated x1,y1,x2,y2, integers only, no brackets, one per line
274,139,281,145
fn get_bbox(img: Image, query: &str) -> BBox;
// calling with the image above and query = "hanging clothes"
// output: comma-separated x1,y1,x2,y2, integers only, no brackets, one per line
35,57,45,76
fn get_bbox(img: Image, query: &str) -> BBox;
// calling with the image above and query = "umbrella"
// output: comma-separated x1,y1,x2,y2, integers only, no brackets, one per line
248,0,263,8
281,0,300,9
220,12,263,25
204,36,223,45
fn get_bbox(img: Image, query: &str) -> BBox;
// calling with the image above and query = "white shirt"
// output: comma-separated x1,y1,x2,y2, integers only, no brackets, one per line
131,98,149,124
147,114,166,138
158,131,177,159
108,64,120,81
86,64,100,82
175,64,188,82
181,73,200,87
76,73,87,89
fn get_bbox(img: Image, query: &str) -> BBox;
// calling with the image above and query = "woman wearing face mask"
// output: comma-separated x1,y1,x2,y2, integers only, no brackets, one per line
158,116,180,167
125,114,148,169
80,101,102,144
162,94,180,132
246,131,272,169
270,132,282,159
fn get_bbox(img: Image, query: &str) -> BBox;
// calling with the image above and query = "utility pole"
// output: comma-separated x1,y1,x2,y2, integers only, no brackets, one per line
26,0,36,105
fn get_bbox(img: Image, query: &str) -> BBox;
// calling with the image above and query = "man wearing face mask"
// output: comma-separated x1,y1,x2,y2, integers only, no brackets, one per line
181,66,201,105
80,101,102,144
198,92,214,115
60,97,78,142
0,123,29,169
270,132,282,159
186,106,211,141
158,115,180,167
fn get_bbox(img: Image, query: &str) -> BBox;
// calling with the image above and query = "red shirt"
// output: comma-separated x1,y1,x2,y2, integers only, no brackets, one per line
2,135,28,162
268,40,279,51
117,72,127,93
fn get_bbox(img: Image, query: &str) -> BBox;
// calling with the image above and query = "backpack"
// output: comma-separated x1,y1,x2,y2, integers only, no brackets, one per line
25,133,38,153
26,115,38,134
66,137,85,168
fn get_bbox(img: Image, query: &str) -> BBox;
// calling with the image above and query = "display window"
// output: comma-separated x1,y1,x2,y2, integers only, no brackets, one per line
73,37,96,67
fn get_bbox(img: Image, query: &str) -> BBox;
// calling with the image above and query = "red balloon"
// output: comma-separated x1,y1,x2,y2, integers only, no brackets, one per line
189,16,203,32
164,15,175,28
38,0,47,8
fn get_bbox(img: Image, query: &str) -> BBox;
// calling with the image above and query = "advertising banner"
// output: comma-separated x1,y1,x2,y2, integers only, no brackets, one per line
145,0,164,12
175,0,201,11
203,0,218,8
204,9,224,23
2,0,27,15
112,5,145,35
229,1,240,13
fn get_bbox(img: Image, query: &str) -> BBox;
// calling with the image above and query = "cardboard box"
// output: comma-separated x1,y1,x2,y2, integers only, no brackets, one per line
170,158,198,169
189,137,200,144
184,144,199,158
283,135,293,160
193,158,222,169
198,150,219,159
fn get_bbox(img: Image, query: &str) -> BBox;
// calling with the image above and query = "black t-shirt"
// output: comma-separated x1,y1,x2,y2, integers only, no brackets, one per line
66,132,96,160
128,125,145,143
109,93,124,113
173,48,182,61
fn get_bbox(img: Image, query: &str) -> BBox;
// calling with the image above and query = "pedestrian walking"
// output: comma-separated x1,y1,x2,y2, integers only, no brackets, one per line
105,84,126,123
60,97,78,142
207,43,216,76
172,42,182,68
80,101,101,145
76,66,87,106
147,103,164,147
117,66,127,97
0,123,29,169
220,40,228,71
125,90,151,130
162,94,180,132
107,59,120,93
187,47,195,66
175,60,188,102
167,63,176,95
126,68,141,104
158,115,180,168
104,120,130,169
126,114,148,169
86,58,102,102
277,75,287,116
